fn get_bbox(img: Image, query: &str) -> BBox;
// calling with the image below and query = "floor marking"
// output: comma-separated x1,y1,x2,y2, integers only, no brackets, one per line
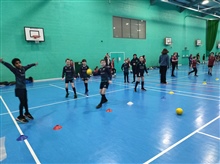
197,131,220,140
145,88,219,101
111,81,220,101
143,116,220,164
0,86,133,116
0,85,53,94
0,96,41,164
49,84,86,97
147,86,220,98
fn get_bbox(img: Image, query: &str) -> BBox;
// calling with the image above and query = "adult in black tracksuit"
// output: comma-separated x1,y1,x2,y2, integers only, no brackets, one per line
159,49,170,84
134,56,148,92
96,59,112,109
121,59,130,83
130,54,139,83
0,58,37,123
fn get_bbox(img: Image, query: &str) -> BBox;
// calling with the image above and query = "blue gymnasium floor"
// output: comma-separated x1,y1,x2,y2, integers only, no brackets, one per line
0,64,219,164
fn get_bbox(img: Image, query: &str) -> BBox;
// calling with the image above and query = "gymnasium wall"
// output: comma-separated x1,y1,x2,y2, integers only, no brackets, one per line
0,0,219,81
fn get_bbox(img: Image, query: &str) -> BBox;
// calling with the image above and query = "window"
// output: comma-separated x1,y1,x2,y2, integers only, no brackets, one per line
113,16,146,39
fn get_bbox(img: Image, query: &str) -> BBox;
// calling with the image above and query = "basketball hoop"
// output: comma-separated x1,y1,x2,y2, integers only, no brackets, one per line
31,35,40,44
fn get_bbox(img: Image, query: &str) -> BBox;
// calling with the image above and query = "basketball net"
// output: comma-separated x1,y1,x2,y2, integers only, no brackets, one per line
32,35,40,44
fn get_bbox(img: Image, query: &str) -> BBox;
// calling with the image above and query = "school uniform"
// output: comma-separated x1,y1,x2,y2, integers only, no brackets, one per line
130,58,139,82
188,59,198,76
62,65,77,98
1,61,36,121
96,66,112,109
134,62,148,91
121,63,130,83
171,56,177,76
80,65,90,94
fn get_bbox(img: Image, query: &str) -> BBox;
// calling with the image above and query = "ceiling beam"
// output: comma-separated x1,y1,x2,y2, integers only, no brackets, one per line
175,0,201,13
187,0,201,7
160,0,220,18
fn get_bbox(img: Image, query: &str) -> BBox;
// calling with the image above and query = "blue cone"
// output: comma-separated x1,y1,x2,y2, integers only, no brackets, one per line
161,96,166,100
16,135,28,141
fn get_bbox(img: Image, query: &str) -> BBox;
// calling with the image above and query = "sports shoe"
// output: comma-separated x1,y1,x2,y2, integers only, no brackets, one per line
74,94,77,99
16,116,29,123
134,88,137,92
96,103,102,109
195,75,198,77
24,113,34,120
85,91,89,96
65,93,69,98
188,72,190,75
102,99,108,104
141,88,147,91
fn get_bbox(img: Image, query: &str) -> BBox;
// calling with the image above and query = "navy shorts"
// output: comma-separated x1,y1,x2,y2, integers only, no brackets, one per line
100,82,109,89
137,72,144,77
65,79,73,83
15,88,27,98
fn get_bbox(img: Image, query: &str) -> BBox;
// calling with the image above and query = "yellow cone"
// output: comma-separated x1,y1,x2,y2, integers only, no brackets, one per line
169,91,174,94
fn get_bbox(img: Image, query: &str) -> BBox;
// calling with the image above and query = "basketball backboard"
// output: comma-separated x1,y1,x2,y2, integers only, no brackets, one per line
24,27,45,42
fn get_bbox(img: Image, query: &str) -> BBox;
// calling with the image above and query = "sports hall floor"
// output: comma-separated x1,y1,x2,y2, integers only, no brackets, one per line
0,64,219,164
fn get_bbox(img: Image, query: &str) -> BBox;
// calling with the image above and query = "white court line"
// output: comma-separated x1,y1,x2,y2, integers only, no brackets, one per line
0,85,53,94
0,96,41,164
197,131,220,140
0,79,83,94
146,88,219,101
147,86,220,98
49,84,86,97
92,80,219,101
144,116,220,164
0,86,134,116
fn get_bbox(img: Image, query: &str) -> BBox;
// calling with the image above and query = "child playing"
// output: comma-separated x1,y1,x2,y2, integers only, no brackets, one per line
130,54,139,83
208,52,215,76
188,56,198,77
79,59,90,96
121,59,130,83
0,58,37,123
62,58,77,98
96,59,112,109
134,56,148,92
171,52,178,77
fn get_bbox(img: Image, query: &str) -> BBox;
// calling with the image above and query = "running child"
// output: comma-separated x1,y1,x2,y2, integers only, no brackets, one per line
79,59,90,96
96,59,112,109
0,58,37,123
62,58,77,98
188,56,198,77
134,56,148,92
171,52,178,77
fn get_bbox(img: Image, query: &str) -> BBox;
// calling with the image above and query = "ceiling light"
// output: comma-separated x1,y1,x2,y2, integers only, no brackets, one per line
202,0,209,5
